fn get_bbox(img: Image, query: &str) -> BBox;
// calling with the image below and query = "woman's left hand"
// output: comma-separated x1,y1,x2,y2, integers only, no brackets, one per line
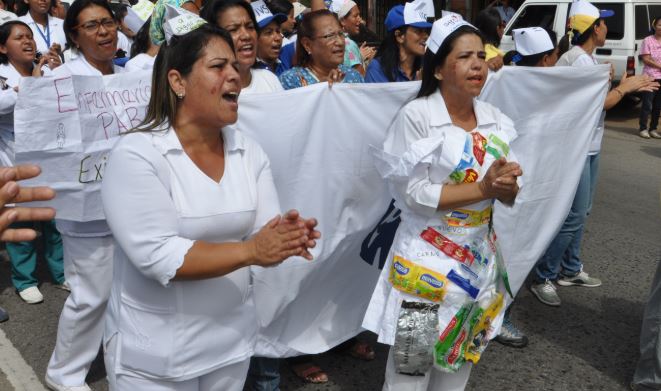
280,209,321,260
327,68,345,88
359,42,376,62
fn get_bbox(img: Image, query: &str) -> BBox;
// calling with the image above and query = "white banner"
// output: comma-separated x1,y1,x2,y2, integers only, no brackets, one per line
13,67,608,357
482,65,610,295
14,70,152,221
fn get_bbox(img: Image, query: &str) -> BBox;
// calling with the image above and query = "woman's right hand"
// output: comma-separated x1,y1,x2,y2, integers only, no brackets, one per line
248,215,311,267
479,157,522,199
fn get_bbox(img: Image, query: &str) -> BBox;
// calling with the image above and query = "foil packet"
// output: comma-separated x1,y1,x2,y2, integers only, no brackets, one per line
393,301,440,376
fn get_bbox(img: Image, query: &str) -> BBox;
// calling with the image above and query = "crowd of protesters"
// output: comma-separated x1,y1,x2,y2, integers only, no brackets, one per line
0,0,659,390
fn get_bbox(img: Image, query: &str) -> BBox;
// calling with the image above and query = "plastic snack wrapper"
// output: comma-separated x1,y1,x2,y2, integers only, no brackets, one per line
433,291,504,372
393,301,440,376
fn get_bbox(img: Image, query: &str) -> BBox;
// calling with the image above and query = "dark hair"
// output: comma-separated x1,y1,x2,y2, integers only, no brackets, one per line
571,18,600,45
374,26,422,81
201,0,257,30
136,24,234,133
266,0,292,16
294,9,338,67
475,8,502,47
557,32,570,58
130,16,151,58
4,0,18,13
112,4,128,23
417,26,484,98
651,17,661,34
0,20,32,64
510,28,557,66
63,0,115,49
17,0,56,16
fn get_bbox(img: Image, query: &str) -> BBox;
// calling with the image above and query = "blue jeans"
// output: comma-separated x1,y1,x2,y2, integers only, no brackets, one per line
247,357,280,391
639,83,661,131
535,154,600,281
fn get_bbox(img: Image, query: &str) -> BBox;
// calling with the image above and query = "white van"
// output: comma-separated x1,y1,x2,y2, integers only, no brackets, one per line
499,0,661,81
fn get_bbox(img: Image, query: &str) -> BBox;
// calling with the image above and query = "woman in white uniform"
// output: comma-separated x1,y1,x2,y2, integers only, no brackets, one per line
45,0,122,389
201,0,283,94
101,23,318,390
17,0,65,58
0,20,63,305
362,15,522,391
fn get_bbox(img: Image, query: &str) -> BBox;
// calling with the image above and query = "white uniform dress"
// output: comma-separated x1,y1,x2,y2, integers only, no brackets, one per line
101,126,280,390
362,91,519,391
45,56,124,388
17,13,66,54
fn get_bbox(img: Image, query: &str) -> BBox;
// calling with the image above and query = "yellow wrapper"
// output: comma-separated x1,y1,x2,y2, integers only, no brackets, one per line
389,256,449,302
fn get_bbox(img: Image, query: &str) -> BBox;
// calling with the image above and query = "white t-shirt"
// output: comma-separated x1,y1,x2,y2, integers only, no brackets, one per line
102,126,280,380
125,53,155,72
556,45,605,155
18,13,66,54
241,68,284,96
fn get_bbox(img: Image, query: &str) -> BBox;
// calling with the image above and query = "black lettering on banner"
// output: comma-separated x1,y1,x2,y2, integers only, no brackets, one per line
360,199,401,270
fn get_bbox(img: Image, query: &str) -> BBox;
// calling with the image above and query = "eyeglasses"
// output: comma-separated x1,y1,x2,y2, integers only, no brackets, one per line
314,31,344,43
75,18,117,33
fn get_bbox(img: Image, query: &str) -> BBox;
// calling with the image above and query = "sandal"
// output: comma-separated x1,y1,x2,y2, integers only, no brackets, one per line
347,340,375,361
290,362,329,384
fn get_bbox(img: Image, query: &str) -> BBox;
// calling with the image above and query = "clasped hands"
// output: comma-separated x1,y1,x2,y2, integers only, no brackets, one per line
479,157,522,202
249,210,321,267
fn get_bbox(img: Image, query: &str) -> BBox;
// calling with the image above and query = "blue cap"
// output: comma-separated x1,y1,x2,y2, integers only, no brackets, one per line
384,5,433,32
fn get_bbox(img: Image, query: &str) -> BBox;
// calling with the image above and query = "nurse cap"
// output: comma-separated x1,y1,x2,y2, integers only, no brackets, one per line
329,0,357,19
163,4,207,44
251,0,288,30
384,0,434,32
426,13,475,54
124,0,154,33
569,0,614,34
513,27,554,55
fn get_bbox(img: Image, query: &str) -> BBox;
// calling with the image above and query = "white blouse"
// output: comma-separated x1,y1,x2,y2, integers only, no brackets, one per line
241,68,284,96
101,126,280,380
125,53,155,72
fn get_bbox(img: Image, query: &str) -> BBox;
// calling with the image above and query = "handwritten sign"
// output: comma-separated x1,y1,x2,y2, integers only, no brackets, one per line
14,70,152,221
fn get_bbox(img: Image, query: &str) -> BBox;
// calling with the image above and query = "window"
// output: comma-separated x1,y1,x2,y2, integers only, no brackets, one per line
636,5,650,40
593,2,624,40
505,4,557,36
649,5,661,23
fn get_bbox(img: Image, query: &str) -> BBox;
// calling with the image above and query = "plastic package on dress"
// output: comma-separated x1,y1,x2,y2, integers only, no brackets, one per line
393,301,440,375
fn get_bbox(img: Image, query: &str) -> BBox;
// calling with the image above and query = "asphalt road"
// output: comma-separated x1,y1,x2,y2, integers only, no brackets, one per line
0,106,658,391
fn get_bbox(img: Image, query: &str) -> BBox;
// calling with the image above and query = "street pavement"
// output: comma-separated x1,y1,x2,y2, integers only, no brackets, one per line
0,106,658,391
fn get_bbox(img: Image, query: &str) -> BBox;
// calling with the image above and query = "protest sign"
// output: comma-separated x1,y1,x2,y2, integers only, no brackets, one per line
14,70,152,221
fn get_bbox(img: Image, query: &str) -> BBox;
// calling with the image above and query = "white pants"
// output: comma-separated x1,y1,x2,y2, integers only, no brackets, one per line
383,348,473,391
105,334,250,391
46,234,114,386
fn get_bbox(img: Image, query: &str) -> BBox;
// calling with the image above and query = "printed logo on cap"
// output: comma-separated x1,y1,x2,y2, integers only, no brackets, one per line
251,0,272,23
